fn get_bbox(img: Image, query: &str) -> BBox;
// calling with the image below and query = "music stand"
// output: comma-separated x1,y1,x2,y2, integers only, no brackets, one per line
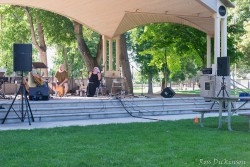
32,62,47,69
2,71,34,125
33,62,47,75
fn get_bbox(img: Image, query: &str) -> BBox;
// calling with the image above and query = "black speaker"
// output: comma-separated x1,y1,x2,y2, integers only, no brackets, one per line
13,44,32,72
217,57,230,76
29,87,49,100
161,87,175,98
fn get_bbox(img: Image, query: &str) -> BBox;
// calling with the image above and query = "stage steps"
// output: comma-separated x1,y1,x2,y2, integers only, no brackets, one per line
0,97,218,124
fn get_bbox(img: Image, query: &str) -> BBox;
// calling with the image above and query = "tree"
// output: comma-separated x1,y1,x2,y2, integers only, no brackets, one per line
227,0,250,77
130,27,159,94
0,5,31,74
120,33,133,94
130,23,205,90
73,21,100,71
24,7,50,77
37,10,80,79
73,22,133,93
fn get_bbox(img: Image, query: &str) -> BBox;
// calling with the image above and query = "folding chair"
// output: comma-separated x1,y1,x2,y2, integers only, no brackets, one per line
111,78,124,95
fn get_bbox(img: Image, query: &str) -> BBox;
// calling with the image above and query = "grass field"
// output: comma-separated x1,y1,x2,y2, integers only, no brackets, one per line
0,117,250,167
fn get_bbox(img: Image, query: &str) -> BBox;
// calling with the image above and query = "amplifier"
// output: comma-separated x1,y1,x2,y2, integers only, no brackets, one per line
202,68,212,74
29,87,49,100
0,77,8,82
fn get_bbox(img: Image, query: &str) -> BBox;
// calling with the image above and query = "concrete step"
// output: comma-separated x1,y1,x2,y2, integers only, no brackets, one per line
0,97,220,124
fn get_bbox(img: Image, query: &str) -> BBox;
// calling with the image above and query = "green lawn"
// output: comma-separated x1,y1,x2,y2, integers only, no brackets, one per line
0,117,250,167
175,90,201,95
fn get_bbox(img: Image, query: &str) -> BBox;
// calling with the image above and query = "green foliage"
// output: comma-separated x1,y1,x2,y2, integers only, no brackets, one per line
0,6,31,74
228,0,250,76
82,27,100,57
130,23,205,83
0,117,250,166
52,46,86,77
0,5,101,78
35,9,75,46
129,28,159,84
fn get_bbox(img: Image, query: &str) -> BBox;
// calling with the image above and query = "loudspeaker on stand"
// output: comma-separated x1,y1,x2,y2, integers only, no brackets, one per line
217,57,230,76
13,44,32,72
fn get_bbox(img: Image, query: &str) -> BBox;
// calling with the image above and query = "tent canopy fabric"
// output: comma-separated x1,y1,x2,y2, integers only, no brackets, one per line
0,0,234,38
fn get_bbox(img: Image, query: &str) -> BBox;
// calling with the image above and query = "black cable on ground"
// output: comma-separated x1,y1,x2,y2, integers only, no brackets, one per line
116,96,163,121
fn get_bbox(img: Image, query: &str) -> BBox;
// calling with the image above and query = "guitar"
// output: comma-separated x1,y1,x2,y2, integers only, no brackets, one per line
32,74,43,86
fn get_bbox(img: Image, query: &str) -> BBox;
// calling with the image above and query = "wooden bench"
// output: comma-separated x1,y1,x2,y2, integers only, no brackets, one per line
193,108,250,128
238,113,250,132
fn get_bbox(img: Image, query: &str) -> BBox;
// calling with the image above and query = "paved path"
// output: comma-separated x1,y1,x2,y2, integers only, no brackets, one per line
0,113,222,131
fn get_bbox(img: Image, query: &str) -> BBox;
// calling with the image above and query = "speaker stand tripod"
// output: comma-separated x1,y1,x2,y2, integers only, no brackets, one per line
210,76,233,109
2,72,34,125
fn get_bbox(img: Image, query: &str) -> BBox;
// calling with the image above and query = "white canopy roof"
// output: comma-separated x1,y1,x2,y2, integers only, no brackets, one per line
0,0,234,38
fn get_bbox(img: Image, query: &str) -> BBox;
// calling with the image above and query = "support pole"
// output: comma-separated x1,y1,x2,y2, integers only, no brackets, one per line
102,35,107,72
116,37,120,72
109,39,113,71
206,34,211,68
214,14,221,74
221,18,227,57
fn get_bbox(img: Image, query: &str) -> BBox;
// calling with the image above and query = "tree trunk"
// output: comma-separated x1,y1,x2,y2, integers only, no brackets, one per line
39,50,48,77
161,71,168,90
68,50,75,92
24,7,48,77
63,46,68,71
73,21,97,71
148,74,153,95
37,21,48,77
161,78,165,91
120,34,133,94
96,35,103,69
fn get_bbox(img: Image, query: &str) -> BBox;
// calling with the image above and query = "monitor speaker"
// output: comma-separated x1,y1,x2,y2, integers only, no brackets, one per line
161,87,175,98
13,44,32,72
217,57,230,76
29,87,49,101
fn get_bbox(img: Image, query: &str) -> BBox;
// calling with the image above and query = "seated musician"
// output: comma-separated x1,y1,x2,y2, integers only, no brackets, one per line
28,69,46,87
55,64,68,97
87,67,101,97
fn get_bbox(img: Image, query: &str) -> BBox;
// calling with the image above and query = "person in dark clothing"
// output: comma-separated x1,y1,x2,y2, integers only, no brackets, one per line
87,67,101,97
